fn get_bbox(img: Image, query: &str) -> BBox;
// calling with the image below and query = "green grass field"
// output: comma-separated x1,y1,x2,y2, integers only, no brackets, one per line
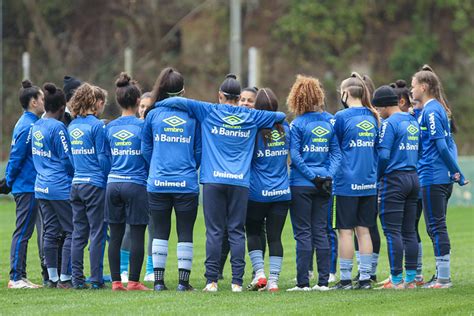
0,199,472,315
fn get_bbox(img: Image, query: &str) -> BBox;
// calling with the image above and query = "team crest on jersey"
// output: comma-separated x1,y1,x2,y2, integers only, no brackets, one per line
356,120,375,137
70,128,84,145
33,130,44,148
222,115,243,126
113,130,134,141
163,116,186,132
407,124,419,135
113,130,134,146
311,126,329,143
267,130,285,147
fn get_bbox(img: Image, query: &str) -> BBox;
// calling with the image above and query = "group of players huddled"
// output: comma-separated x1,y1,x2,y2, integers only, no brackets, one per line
0,64,468,292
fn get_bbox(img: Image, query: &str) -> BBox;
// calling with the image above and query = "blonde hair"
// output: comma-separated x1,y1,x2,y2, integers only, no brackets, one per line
70,83,107,117
341,72,380,124
413,64,451,118
287,75,325,116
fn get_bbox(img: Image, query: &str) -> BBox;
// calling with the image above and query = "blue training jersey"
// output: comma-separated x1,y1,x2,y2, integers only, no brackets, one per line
249,122,291,202
5,111,39,194
106,116,148,186
142,107,201,193
32,118,74,200
155,97,286,188
418,99,455,186
290,111,341,187
333,107,378,196
68,115,111,188
378,112,419,175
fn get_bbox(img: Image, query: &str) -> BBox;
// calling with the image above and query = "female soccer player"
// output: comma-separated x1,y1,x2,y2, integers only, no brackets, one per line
0,80,44,289
372,85,420,289
239,87,258,108
332,72,379,290
155,74,286,292
68,83,111,289
411,65,469,288
31,83,74,289
287,75,341,291
245,88,290,292
106,73,149,291
390,80,425,285
142,67,201,292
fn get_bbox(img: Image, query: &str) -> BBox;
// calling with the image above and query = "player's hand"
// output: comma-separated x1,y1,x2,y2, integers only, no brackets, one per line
0,178,12,195
452,173,470,186
311,176,325,190
321,178,332,196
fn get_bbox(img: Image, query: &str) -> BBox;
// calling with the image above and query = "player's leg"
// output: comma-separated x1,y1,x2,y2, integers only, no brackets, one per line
39,199,61,287
402,173,420,288
55,200,73,288
246,200,268,290
312,193,331,290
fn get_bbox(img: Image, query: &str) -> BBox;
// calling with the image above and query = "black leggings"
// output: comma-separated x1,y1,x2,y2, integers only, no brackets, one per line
108,223,146,282
148,193,198,242
246,200,288,257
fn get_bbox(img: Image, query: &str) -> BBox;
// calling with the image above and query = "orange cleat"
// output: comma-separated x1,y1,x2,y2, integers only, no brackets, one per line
112,281,127,291
127,281,151,291
376,280,404,290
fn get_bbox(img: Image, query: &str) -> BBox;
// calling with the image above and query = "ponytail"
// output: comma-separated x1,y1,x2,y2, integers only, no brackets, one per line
413,64,452,118
340,72,380,125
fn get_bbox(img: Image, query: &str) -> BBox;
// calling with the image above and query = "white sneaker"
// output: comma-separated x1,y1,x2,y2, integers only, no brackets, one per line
231,283,242,292
329,273,337,283
8,279,37,289
265,280,279,292
286,286,311,292
143,273,154,282
202,282,218,292
22,278,41,288
312,284,330,291
308,270,315,280
247,272,267,291
120,271,129,283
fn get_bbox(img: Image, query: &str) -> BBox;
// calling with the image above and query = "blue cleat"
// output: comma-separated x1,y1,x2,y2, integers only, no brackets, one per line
154,283,168,291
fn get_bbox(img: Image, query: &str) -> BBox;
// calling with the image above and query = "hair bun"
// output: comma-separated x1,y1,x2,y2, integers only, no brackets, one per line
421,64,434,72
389,82,396,88
225,73,237,80
22,79,33,89
43,82,57,94
395,79,407,88
116,72,131,88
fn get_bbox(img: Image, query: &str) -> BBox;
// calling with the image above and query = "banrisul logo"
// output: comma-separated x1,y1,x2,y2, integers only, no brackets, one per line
356,120,375,137
407,124,419,141
113,130,134,146
311,126,329,143
268,130,285,147
222,115,243,127
163,116,186,132
70,128,84,145
33,130,44,147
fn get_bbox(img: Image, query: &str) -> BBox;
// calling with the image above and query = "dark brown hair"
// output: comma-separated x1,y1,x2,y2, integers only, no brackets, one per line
151,67,184,104
115,72,141,109
19,80,42,110
255,88,285,147
43,83,66,113
413,64,451,117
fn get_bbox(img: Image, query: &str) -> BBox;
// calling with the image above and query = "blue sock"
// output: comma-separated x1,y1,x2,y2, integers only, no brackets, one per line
48,268,59,282
120,249,130,273
152,239,168,269
405,270,416,283
177,242,193,271
355,251,360,272
391,273,403,284
436,254,450,281
249,250,264,274
417,242,423,276
146,255,153,275
269,256,282,282
359,254,372,281
371,253,379,276
340,258,353,281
